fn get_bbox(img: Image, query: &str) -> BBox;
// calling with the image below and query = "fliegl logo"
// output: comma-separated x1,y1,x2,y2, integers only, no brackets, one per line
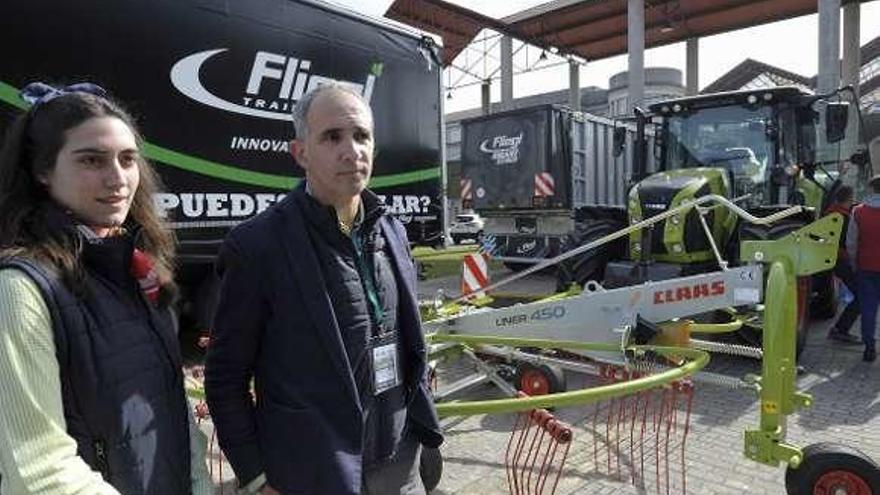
170,49,378,122
479,132,523,165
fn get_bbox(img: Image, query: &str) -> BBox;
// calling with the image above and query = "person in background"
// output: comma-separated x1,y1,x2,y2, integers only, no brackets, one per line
847,174,880,362
205,83,443,495
0,82,211,494
825,185,861,343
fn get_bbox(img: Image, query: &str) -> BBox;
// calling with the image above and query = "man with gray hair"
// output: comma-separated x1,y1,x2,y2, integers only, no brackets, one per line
205,83,443,494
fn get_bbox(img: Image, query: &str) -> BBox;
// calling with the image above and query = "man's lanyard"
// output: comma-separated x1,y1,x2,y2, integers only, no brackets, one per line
352,222,402,395
352,224,387,335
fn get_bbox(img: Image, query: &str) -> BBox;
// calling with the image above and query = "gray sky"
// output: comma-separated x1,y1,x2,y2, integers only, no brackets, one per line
333,0,880,113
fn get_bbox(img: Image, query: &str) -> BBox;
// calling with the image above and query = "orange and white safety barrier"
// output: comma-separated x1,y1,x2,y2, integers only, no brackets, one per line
461,252,490,297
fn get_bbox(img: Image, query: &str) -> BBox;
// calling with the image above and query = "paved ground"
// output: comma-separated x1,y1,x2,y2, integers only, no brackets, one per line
196,267,880,494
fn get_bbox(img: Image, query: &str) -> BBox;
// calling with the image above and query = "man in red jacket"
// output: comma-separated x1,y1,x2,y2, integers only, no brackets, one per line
847,175,880,362
826,185,860,343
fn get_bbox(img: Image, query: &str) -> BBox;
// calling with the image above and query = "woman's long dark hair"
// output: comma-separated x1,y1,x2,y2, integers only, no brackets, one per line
0,89,177,300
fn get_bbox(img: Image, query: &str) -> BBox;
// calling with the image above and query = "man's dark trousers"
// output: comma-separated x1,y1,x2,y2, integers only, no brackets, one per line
859,271,880,350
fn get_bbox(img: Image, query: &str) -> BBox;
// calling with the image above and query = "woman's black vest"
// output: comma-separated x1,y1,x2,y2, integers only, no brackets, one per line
3,232,192,494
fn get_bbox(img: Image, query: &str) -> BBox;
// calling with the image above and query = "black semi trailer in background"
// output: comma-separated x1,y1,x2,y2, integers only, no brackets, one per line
0,0,445,334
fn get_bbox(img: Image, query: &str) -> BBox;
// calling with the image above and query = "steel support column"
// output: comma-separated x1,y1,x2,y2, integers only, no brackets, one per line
686,38,699,96
817,0,841,94
842,2,860,98
500,35,513,110
569,59,581,111
481,80,491,115
627,0,645,111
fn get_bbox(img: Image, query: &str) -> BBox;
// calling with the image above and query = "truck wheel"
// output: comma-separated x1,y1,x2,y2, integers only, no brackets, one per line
419,446,443,492
739,220,811,356
555,219,625,293
451,235,461,245
785,443,880,495
503,262,530,272
514,363,566,396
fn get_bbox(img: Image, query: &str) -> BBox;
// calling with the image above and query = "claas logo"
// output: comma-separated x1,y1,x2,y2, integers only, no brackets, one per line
653,281,725,304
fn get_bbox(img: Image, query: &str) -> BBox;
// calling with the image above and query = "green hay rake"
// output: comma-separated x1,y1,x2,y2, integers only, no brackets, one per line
424,196,880,494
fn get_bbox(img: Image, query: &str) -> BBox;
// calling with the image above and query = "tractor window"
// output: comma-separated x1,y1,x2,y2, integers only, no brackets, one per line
663,105,774,207
806,90,870,197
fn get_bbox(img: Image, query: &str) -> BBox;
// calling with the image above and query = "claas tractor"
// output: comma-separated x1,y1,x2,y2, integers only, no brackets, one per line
557,86,873,352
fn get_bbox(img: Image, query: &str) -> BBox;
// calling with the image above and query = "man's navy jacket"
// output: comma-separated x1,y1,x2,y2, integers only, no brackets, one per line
204,189,443,494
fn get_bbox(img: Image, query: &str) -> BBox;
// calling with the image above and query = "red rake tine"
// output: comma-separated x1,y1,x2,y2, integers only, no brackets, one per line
547,432,572,495
525,427,549,492
639,390,650,487
678,381,695,495
605,394,615,474
655,388,668,495
615,383,630,481
535,431,560,494
507,409,530,493
664,387,675,495
514,411,541,494
592,400,603,472
510,411,534,495
629,388,642,484
540,421,574,495
515,413,537,493
523,410,552,493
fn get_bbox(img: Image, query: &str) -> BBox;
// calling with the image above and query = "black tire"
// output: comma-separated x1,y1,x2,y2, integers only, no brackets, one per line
420,446,443,493
555,219,625,293
503,262,531,272
451,235,461,245
514,363,566,396
785,442,880,495
811,272,837,320
739,219,811,356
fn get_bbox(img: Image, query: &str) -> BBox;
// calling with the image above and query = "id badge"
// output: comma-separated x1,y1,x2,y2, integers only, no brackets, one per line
371,336,401,395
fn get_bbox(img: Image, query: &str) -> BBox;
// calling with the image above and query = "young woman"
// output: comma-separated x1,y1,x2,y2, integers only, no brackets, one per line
0,82,211,494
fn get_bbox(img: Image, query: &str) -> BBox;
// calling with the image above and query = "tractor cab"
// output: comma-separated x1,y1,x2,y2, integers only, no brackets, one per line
652,86,870,212
606,86,871,287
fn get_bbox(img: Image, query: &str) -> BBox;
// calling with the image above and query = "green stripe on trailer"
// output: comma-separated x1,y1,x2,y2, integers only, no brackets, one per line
0,80,440,190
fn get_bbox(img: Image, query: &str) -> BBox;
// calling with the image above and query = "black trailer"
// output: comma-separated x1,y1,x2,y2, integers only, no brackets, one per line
0,0,444,332
460,104,651,272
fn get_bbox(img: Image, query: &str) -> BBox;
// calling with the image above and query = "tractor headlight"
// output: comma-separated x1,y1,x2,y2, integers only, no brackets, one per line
672,104,682,113
670,214,681,225
785,164,801,176
634,243,642,252
747,94,758,104
672,243,683,253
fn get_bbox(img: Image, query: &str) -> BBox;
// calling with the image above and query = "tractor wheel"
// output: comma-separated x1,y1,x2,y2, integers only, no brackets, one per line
419,446,443,492
555,219,625,293
514,363,566,396
739,219,811,356
785,442,880,495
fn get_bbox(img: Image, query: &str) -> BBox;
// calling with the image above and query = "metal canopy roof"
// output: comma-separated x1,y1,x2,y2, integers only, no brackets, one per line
386,0,873,66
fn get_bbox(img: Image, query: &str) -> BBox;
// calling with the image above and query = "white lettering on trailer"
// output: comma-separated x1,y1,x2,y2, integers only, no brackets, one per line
479,132,523,165
171,49,376,122
154,193,435,221
377,195,432,214
230,194,255,216
153,193,286,219
229,136,290,153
